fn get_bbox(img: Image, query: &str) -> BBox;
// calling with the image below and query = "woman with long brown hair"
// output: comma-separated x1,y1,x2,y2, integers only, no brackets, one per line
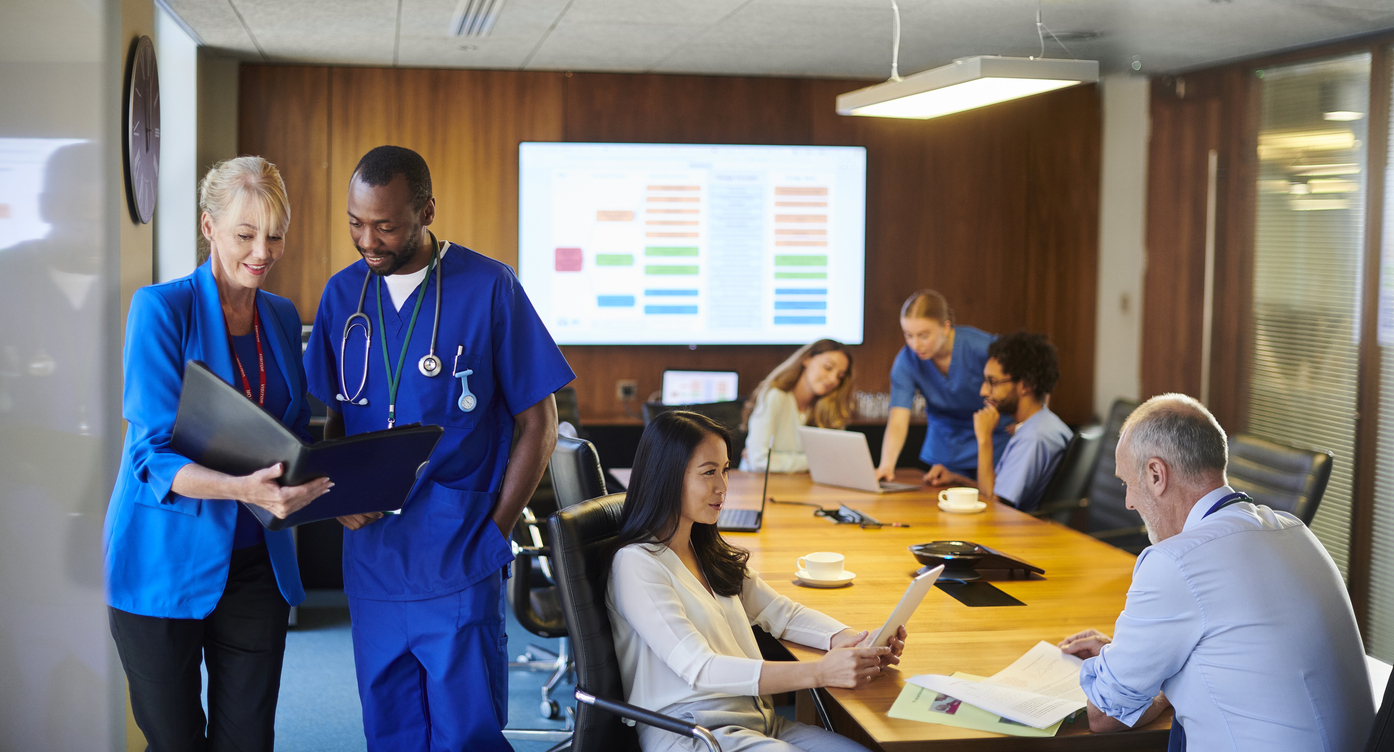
739,339,853,473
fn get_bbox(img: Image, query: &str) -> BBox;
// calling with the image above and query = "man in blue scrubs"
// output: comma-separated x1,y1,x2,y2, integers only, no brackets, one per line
926,331,1071,511
305,146,574,751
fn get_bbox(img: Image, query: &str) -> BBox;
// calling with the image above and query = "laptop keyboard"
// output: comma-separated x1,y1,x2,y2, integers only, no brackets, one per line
718,508,759,529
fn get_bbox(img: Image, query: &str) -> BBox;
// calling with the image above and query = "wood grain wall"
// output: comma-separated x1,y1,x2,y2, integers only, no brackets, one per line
240,66,1101,424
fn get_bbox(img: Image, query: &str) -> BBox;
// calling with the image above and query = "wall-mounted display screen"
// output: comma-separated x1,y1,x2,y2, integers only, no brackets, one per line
519,142,866,345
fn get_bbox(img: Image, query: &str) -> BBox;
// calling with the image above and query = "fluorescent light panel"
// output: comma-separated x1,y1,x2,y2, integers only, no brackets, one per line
837,56,1098,120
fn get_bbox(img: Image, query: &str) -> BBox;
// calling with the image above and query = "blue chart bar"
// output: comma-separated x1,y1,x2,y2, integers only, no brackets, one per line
646,305,699,315
774,301,827,310
597,295,636,307
774,315,827,325
645,289,700,297
774,288,828,296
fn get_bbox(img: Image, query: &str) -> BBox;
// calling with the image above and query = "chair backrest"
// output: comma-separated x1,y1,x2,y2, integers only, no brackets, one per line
549,493,638,751
1034,424,1104,511
555,386,583,434
1226,433,1333,526
641,400,747,464
551,436,608,510
1085,398,1142,535
1366,658,1394,751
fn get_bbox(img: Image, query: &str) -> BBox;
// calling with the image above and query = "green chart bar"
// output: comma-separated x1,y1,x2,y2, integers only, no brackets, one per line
595,254,634,266
645,247,699,257
775,272,828,279
774,255,828,266
646,265,700,275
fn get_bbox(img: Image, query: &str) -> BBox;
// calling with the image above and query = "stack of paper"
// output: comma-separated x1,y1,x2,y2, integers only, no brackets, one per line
904,641,1088,729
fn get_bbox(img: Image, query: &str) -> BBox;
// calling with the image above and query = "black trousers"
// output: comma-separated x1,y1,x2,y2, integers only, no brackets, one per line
109,542,291,752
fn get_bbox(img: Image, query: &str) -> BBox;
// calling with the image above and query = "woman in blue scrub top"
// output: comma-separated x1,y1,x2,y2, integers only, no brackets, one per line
874,290,1009,484
103,157,330,752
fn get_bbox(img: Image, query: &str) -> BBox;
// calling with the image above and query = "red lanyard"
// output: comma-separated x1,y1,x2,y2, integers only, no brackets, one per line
228,305,267,407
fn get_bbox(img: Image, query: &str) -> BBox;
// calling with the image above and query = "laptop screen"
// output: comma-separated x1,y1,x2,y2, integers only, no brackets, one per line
662,370,739,405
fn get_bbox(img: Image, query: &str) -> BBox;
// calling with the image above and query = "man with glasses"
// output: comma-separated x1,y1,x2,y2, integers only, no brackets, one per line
924,331,1071,511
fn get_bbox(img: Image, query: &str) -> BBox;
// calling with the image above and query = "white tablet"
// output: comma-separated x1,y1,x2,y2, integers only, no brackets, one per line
871,565,944,648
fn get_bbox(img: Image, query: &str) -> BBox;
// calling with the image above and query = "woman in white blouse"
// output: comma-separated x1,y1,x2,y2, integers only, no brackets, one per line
607,411,906,752
739,340,854,474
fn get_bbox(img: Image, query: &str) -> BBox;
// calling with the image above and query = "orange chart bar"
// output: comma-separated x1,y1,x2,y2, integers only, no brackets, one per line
775,240,828,247
647,232,700,238
647,196,700,203
776,201,827,207
646,185,700,191
647,220,699,226
596,210,635,221
775,214,827,223
775,228,826,235
647,208,700,214
775,186,829,196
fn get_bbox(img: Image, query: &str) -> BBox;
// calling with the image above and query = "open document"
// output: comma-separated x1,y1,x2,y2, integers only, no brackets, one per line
906,641,1087,729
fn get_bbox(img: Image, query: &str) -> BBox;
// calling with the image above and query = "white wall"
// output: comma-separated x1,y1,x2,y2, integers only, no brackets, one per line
155,3,198,282
1093,72,1150,418
0,0,129,748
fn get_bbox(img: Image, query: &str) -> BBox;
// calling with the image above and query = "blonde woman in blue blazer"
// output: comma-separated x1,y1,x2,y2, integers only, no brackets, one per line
103,157,331,752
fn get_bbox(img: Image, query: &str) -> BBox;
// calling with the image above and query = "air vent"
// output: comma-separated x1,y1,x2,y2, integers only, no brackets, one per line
449,0,506,37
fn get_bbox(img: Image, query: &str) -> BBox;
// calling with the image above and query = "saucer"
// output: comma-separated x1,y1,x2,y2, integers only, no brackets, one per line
938,500,987,514
795,569,856,588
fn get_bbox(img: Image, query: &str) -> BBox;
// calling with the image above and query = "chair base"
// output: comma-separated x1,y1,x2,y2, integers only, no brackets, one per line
509,637,575,721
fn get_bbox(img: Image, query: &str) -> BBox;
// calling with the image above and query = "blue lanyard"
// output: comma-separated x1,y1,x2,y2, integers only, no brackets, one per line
1202,491,1252,518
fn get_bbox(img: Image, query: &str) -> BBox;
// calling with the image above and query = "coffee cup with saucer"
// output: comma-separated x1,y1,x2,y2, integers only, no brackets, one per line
938,487,986,514
795,552,855,588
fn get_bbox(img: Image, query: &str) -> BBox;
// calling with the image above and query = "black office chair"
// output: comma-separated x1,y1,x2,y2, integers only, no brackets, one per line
1226,433,1333,526
509,437,607,724
1365,667,1394,751
1029,423,1104,526
1084,399,1150,553
642,400,747,465
549,494,833,751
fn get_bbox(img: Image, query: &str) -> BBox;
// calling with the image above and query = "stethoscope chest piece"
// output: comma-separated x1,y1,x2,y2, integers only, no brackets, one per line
419,353,443,378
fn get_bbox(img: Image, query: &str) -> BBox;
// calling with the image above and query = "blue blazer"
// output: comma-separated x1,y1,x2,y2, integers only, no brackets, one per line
103,262,308,618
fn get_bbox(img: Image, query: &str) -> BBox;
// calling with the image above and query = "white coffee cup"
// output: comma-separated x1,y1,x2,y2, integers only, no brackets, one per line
797,552,845,580
939,487,980,508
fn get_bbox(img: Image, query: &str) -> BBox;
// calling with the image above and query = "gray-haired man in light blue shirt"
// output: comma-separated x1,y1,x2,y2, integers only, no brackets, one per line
1059,393,1372,751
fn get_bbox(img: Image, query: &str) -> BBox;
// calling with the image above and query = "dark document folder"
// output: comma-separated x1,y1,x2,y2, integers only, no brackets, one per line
171,360,444,531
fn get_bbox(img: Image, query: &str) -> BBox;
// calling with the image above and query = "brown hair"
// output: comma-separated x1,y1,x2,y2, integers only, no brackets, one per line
900,289,954,325
741,339,855,430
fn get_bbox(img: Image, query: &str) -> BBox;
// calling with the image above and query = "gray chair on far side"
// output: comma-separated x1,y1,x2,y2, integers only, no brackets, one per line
1029,423,1104,525
1085,399,1149,553
1226,433,1333,526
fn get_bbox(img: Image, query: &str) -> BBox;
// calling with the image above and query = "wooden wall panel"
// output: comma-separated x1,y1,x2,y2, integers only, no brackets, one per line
238,66,331,320
238,66,1101,425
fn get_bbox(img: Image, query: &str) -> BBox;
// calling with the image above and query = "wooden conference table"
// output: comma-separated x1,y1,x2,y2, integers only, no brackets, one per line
717,469,1169,752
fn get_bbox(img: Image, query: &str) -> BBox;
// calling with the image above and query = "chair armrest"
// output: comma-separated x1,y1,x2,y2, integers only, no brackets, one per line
575,689,721,752
1028,497,1087,518
511,543,552,558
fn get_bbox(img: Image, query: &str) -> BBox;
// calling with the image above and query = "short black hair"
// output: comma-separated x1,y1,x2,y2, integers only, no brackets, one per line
988,331,1060,398
351,145,432,211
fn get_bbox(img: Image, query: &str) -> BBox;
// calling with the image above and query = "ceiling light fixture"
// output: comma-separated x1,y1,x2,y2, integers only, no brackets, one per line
449,0,506,37
837,1,1098,120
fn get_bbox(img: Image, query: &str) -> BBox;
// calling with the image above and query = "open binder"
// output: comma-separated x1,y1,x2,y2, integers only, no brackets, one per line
171,360,444,531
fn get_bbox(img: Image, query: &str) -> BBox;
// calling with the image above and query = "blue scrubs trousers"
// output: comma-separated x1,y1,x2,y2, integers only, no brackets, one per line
348,569,510,752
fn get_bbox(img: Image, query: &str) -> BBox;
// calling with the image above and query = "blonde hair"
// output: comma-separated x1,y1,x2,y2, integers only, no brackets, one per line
197,156,291,262
741,339,855,430
900,289,954,324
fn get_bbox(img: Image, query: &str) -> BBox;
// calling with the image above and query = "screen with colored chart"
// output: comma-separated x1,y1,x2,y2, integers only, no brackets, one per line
518,143,866,345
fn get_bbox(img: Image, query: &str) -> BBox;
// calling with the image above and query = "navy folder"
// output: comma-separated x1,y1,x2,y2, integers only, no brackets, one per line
171,360,444,531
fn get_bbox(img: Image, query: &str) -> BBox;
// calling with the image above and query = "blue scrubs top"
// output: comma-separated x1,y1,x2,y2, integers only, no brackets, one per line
889,325,1009,474
304,243,575,601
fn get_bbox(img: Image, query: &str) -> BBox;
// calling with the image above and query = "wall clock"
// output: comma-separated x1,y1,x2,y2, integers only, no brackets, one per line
124,35,160,225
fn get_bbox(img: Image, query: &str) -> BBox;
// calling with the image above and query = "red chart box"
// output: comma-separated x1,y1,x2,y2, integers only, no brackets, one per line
555,247,583,272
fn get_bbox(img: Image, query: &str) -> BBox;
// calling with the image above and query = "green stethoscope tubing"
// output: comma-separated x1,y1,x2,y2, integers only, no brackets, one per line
375,247,438,429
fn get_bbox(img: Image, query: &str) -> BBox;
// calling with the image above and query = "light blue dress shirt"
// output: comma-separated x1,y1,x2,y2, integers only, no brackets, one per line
993,405,1071,511
1080,486,1374,751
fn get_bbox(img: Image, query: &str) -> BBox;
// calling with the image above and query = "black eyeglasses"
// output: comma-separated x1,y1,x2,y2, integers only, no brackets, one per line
982,375,1017,388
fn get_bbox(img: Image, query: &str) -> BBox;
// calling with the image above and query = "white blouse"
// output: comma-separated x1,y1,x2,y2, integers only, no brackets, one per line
740,388,811,473
607,542,849,713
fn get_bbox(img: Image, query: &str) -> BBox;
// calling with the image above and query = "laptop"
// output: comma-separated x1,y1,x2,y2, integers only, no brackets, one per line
662,370,739,405
718,442,772,532
798,426,921,494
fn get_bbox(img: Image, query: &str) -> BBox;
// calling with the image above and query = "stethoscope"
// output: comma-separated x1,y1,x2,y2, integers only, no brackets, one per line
336,234,446,406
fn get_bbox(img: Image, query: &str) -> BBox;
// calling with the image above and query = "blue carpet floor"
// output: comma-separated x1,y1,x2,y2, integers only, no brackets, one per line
274,590,573,752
